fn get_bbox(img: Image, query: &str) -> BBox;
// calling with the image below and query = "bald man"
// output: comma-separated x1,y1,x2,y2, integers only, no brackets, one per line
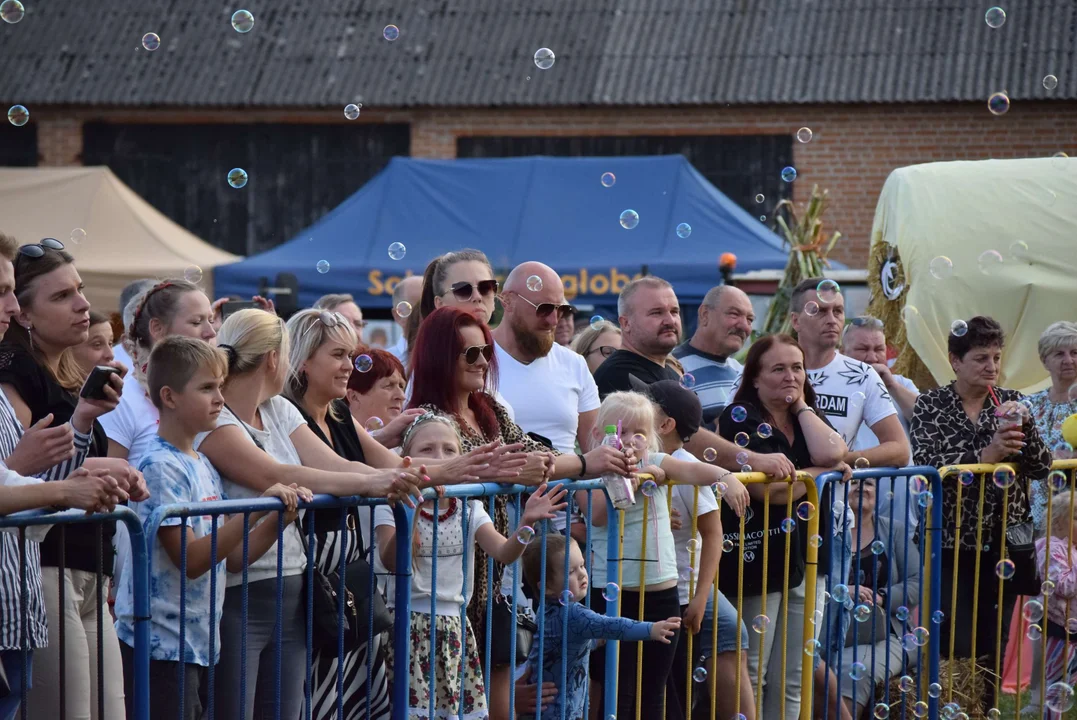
385,275,423,365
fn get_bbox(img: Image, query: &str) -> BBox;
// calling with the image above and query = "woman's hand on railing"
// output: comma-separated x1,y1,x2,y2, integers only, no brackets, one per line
261,483,312,524
746,451,796,481
60,468,126,513
82,458,150,502
720,473,750,517
834,462,853,482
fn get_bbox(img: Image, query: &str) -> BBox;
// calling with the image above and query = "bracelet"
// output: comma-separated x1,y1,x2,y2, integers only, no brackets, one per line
795,407,814,418
577,453,588,478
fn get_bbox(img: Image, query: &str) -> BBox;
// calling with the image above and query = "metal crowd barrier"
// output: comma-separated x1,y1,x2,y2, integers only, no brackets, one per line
0,506,151,720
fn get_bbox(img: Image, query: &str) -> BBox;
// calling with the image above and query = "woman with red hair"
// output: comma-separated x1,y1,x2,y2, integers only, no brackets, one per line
345,347,420,448
409,307,634,717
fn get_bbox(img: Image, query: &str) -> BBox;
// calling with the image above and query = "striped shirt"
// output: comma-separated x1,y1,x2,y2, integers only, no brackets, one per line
0,389,91,650
671,343,744,431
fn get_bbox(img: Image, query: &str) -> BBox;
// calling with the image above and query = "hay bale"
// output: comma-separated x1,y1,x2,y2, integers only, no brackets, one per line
878,656,991,718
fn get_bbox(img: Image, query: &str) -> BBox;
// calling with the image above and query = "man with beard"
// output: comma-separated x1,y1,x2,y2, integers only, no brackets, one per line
673,285,753,431
595,277,797,479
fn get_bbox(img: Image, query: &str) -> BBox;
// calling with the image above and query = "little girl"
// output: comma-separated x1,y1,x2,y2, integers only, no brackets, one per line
1036,490,1077,718
587,391,742,720
375,411,567,719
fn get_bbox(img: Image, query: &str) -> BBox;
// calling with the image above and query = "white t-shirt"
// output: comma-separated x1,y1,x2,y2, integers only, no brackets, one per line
194,396,308,586
99,375,160,467
112,344,133,374
668,448,721,606
591,452,678,588
852,374,919,528
374,499,491,616
806,352,898,445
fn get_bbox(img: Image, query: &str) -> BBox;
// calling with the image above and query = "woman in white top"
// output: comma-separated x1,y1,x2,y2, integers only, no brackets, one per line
195,309,427,720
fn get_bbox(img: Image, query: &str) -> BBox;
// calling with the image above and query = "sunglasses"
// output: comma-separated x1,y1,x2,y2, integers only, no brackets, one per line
302,310,348,339
849,316,883,329
461,344,494,365
515,294,575,320
586,345,617,359
447,279,499,301
18,237,64,259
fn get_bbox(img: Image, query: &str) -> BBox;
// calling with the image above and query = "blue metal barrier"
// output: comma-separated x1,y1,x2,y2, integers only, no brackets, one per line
815,466,943,720
0,506,151,720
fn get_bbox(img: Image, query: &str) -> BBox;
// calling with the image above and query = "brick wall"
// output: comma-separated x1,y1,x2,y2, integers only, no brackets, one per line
35,101,1077,268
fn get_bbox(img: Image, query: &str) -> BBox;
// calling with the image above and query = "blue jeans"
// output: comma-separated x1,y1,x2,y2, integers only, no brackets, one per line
701,590,750,657
0,650,33,720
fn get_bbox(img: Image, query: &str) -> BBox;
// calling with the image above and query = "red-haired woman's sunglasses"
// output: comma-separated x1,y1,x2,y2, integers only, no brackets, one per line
461,344,494,365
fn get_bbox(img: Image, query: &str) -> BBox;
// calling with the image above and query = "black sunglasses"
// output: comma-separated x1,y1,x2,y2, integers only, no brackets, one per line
849,316,883,329
515,294,575,320
461,344,494,365
18,237,64,259
448,279,499,301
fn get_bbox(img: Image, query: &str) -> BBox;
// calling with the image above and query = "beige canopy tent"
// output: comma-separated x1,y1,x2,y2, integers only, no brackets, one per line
0,166,238,312
866,157,1077,394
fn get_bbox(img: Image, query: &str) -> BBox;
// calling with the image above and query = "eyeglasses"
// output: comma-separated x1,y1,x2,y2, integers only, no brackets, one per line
18,238,64,259
447,280,499,301
514,294,576,321
849,317,883,329
302,310,348,339
461,344,494,365
586,345,617,359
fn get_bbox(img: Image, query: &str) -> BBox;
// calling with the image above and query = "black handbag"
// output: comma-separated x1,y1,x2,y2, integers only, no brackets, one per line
489,592,537,666
1004,521,1043,597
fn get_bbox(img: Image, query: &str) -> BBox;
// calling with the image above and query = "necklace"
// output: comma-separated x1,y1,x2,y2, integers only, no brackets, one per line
419,497,458,523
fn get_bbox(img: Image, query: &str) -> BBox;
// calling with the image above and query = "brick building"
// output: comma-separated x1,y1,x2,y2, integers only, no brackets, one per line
2,0,1074,268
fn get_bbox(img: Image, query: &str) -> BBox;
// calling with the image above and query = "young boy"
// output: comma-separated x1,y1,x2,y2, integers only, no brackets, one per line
113,336,311,720
519,533,680,720
640,377,754,720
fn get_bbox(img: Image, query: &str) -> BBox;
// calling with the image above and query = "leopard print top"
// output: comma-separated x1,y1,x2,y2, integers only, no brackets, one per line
419,394,557,653
910,383,1052,551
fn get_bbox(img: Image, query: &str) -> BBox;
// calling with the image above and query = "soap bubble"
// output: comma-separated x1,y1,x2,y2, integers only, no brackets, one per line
387,242,406,260
713,482,727,497
680,373,696,389
559,590,574,606
703,447,717,462
602,582,619,601
950,319,968,337
780,518,797,533
796,501,815,521
992,466,1015,489
988,92,1010,115
985,6,1006,28
816,279,841,304
354,354,373,373
731,406,748,423
142,33,161,51
534,48,555,70
722,538,734,553
526,275,543,292
854,603,873,623
183,266,203,284
781,166,797,183
932,610,945,624
630,434,648,452
1045,682,1075,712
70,228,87,245
640,480,658,498
382,24,400,41
849,661,867,681
316,260,331,274
1009,240,1029,260
873,703,890,719
804,300,820,317
395,301,413,319
898,675,915,693
517,525,535,544
751,614,770,633
871,539,886,555
929,256,954,280
913,626,929,646
756,423,773,439
365,416,384,431
809,534,823,548
0,0,25,24
692,666,707,683
796,127,813,143
227,168,248,188
831,584,850,604
7,105,28,127
912,701,929,718
804,638,821,656
734,432,750,448
958,469,975,486
600,172,616,188
854,457,870,469
1049,470,1069,492
685,538,701,555
978,249,1004,274
589,315,604,330
1043,75,1059,90
231,9,255,33
995,558,1015,579
986,709,1001,720
344,103,361,120
896,605,910,621
1043,579,1057,596
619,209,639,230
1027,624,1044,642
676,223,692,239
755,193,765,204
942,704,960,720
1023,599,1045,623
917,490,933,509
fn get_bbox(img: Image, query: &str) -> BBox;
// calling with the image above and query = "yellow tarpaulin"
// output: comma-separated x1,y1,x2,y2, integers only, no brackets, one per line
0,167,238,313
869,157,1077,394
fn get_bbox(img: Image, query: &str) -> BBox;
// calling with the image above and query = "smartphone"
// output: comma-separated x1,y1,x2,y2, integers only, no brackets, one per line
80,366,120,400
221,300,259,320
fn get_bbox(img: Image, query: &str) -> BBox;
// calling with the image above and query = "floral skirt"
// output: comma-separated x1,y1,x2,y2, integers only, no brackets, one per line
385,612,488,719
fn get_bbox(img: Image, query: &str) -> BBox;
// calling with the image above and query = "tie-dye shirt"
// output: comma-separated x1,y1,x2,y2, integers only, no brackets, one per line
115,435,226,666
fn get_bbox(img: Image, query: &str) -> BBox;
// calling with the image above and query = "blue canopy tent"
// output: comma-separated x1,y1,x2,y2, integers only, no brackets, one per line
213,155,791,311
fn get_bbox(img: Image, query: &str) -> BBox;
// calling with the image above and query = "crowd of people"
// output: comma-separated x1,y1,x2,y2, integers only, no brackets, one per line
0,236,1075,720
